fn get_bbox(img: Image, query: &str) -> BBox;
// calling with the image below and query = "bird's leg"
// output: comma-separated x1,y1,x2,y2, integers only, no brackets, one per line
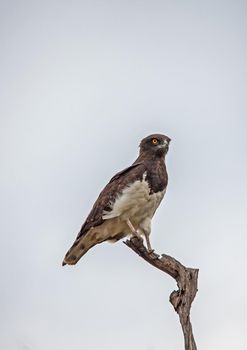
127,220,153,253
126,219,140,238
143,231,153,253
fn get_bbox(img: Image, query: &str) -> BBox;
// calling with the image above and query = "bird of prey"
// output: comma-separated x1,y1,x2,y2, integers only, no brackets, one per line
62,133,170,266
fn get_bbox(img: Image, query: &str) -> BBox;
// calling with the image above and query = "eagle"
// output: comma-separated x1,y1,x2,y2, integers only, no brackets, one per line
62,133,171,266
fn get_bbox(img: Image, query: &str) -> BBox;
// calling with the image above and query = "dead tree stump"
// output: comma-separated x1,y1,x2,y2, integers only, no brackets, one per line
124,236,199,350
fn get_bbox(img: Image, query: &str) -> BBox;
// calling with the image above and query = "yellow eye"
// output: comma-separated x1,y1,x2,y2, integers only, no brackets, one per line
152,138,158,144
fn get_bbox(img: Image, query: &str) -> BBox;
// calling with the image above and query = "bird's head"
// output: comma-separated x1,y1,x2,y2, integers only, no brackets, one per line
139,134,171,157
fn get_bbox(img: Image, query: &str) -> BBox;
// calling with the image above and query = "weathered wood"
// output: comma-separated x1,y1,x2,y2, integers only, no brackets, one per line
124,236,199,350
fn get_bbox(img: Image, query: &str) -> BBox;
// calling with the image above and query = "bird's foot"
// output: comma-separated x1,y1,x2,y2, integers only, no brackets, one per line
131,232,143,242
148,249,160,259
145,238,159,258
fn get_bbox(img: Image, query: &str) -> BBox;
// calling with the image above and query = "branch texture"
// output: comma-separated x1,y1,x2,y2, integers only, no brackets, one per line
124,236,199,350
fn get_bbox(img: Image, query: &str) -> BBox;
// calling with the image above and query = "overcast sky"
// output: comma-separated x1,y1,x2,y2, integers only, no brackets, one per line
1,1,247,349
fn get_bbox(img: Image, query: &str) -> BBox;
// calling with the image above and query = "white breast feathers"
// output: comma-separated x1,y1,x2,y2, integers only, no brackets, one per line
102,174,165,224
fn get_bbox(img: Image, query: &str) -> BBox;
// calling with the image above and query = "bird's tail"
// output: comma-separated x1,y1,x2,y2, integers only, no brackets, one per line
62,230,99,266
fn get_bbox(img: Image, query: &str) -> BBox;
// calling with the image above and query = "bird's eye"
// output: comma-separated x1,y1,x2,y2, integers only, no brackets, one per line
152,138,158,145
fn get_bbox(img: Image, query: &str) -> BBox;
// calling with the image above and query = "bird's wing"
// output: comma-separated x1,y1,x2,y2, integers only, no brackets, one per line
76,162,144,239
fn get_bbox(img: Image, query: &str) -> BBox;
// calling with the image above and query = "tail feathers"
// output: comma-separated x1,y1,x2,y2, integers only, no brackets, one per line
62,228,106,266
62,236,93,266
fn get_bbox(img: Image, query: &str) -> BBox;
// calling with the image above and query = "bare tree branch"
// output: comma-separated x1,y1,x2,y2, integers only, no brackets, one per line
124,236,199,350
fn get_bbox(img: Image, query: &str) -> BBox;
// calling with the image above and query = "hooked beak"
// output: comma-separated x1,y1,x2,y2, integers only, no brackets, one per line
159,139,171,150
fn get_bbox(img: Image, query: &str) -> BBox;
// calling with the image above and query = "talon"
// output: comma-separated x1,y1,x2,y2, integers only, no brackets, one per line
150,250,160,259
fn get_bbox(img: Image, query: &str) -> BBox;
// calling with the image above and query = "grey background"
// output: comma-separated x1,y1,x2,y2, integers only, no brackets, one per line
1,0,247,349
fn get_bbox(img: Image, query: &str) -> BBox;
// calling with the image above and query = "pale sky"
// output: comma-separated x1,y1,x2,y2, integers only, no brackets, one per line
1,1,247,349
